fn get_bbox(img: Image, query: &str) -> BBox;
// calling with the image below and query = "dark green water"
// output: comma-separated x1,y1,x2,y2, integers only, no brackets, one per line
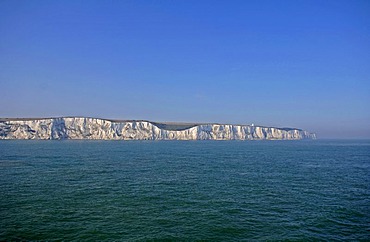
0,140,369,241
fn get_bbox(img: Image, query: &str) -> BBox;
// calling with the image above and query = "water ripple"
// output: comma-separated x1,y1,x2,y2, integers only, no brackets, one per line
0,140,369,240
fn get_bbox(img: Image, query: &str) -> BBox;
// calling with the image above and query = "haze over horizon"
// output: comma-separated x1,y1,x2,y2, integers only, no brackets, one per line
1,0,369,138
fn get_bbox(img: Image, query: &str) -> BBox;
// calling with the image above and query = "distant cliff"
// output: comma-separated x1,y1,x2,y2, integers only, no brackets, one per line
0,117,316,140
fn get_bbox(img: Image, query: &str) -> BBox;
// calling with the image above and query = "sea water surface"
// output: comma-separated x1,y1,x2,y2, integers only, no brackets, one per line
0,140,369,241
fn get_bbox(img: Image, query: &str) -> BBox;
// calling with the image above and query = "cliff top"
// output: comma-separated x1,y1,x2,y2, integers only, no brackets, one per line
0,116,302,132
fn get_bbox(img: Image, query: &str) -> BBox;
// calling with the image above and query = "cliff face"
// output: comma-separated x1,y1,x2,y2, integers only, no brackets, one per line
0,117,316,140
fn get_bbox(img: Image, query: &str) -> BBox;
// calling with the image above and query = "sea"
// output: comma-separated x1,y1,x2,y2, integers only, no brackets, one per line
0,140,369,241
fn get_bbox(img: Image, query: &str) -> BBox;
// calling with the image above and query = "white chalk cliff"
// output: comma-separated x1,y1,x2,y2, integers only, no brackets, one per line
0,117,316,140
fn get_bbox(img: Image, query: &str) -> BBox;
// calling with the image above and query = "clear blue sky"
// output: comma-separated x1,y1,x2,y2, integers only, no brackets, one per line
1,0,369,138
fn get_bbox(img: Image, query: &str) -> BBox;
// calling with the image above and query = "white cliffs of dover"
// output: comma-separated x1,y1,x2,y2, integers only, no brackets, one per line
0,117,316,140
